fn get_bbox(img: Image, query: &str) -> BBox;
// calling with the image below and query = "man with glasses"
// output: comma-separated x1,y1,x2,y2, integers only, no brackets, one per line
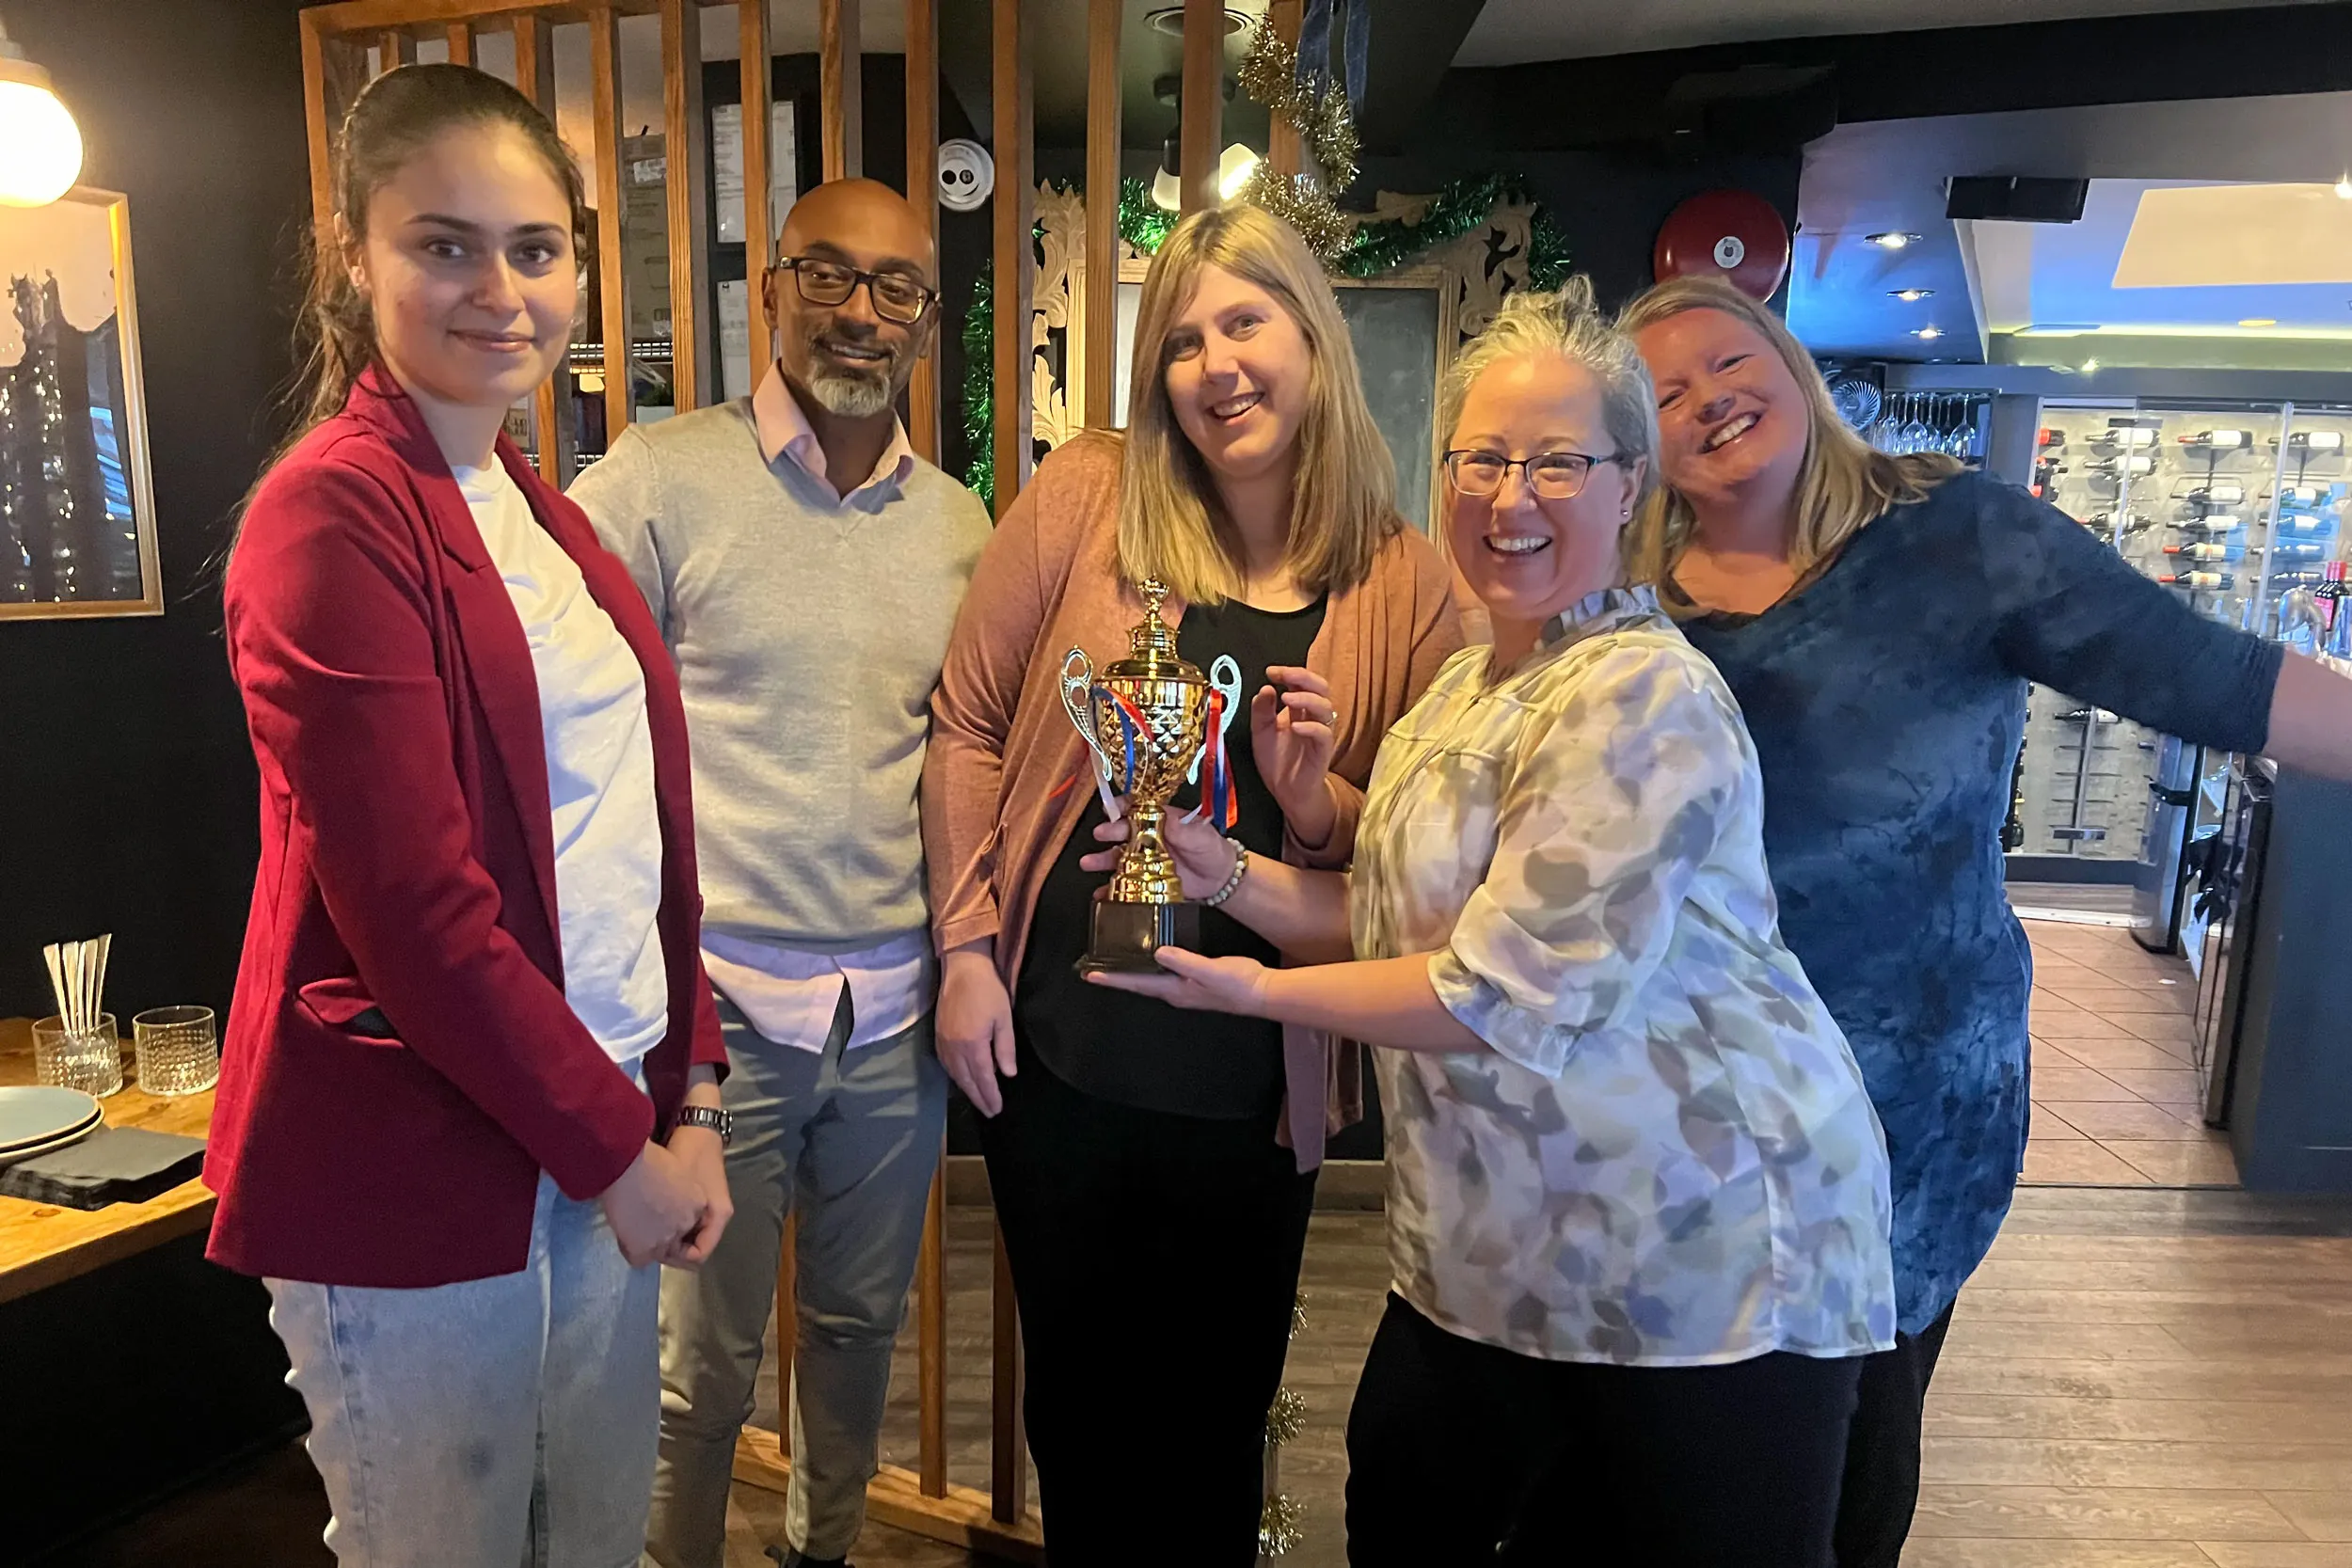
571,178,991,1568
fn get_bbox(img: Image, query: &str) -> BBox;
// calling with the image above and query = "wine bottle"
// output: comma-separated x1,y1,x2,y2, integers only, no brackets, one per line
2284,430,2346,451
2320,563,2351,656
2183,429,2250,449
2267,540,2331,561
2162,571,2233,590
2185,483,2246,505
2165,543,2245,562
2278,514,2339,536
2090,454,2155,474
2278,482,2331,508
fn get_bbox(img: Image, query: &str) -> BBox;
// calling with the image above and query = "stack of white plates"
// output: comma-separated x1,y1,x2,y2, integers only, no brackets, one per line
0,1085,103,1167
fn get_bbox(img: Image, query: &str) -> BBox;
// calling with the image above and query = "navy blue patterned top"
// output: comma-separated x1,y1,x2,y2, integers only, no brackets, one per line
1677,470,2283,1333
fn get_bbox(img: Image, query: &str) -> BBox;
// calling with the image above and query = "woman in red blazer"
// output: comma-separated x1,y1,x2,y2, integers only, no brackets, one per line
214,66,729,1567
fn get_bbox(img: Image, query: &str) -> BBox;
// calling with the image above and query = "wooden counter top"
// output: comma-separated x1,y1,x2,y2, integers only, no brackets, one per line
0,1017,216,1305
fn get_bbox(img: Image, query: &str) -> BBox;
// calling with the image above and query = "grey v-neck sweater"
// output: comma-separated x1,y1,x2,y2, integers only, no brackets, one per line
568,399,992,954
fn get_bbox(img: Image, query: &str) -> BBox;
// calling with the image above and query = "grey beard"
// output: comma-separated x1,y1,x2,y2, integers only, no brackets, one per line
804,364,897,418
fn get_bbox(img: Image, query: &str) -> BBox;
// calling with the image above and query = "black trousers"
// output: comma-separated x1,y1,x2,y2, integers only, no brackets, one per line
977,1043,1317,1568
1833,1302,1957,1568
1346,1294,1864,1568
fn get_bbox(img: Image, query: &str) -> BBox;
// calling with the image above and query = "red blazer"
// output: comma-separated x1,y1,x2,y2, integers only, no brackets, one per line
209,366,726,1287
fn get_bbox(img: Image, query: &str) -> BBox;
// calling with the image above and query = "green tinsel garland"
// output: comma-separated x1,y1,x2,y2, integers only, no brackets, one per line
961,261,994,513
1339,173,1572,285
1115,173,1569,288
961,177,1573,505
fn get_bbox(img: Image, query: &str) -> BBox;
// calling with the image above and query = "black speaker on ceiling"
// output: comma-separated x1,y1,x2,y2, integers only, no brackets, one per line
1945,176,2089,223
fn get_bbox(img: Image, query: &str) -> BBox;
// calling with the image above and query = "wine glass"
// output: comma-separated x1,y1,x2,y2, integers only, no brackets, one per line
1901,395,1935,455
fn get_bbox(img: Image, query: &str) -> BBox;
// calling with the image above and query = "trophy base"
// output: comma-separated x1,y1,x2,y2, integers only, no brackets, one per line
1075,899,1200,976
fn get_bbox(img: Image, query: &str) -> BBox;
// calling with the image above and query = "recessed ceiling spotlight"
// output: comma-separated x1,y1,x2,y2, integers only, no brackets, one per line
2240,318,2278,328
2337,173,2352,200
1889,288,1935,301
2083,357,2101,372
1913,325,1944,340
1867,231,1921,250
1146,6,1248,36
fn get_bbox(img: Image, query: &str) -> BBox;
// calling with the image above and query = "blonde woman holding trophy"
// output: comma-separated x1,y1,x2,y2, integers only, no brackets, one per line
920,203,1462,1564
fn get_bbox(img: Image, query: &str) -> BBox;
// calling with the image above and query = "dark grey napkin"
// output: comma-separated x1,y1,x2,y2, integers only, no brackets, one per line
0,1126,207,1210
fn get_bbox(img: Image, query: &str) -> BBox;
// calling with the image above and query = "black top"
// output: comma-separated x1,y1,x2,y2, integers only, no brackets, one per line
1016,594,1329,1120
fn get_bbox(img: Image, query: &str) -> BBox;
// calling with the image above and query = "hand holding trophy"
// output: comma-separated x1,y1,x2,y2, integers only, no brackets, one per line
1057,579,1237,974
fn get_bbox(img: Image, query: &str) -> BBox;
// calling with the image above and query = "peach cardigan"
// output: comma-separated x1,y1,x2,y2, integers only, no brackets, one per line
921,433,1466,1169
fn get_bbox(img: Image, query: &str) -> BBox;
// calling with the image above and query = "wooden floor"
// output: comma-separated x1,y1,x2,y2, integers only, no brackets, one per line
51,922,2352,1568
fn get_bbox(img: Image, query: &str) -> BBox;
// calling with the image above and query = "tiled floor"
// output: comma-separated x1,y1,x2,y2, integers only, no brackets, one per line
2021,918,2241,1190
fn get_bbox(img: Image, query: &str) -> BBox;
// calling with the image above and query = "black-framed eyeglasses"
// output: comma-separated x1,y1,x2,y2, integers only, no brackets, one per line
1442,448,1626,500
776,256,937,325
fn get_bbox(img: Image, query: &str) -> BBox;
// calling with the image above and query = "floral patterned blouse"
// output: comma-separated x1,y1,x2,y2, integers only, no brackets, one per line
1352,586,1898,1366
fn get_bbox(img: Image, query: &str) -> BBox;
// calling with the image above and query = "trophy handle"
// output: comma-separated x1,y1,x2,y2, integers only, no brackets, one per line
1189,655,1246,784
1058,648,1115,787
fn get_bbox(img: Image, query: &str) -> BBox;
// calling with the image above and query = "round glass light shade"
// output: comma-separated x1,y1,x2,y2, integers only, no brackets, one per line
1216,144,1260,201
0,75,84,207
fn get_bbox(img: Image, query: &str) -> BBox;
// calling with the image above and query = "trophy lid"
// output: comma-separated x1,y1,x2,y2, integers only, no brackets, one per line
1104,578,1205,684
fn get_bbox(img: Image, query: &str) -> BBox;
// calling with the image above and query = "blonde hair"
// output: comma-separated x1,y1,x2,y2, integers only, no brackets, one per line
1118,204,1400,604
1616,276,1959,584
1441,277,1661,576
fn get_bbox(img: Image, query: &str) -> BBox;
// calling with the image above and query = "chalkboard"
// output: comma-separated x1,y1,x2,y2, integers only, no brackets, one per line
1336,283,1442,532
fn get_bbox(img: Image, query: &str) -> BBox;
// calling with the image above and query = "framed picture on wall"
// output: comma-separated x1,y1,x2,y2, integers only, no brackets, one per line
0,186,160,620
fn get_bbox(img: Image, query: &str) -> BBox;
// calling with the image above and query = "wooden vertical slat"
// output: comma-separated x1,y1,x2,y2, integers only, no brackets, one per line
661,0,710,411
904,0,941,464
740,0,775,387
1180,0,1222,214
378,27,416,74
512,11,565,485
991,0,1035,517
1266,0,1302,178
819,0,865,182
915,1155,947,1497
1082,0,1121,429
990,1221,1026,1525
444,21,473,66
300,14,338,251
589,4,633,441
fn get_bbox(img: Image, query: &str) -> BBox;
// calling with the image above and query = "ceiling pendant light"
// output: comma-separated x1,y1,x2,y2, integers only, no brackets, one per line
0,16,83,208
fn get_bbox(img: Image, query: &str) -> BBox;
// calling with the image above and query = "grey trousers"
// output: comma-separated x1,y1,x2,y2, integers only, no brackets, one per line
643,990,946,1567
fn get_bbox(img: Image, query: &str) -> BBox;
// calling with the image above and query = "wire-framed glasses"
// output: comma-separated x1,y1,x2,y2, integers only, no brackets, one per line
1442,448,1626,500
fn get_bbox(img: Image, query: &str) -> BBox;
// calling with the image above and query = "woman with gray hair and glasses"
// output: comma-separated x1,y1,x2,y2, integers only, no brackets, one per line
1083,277,1896,1566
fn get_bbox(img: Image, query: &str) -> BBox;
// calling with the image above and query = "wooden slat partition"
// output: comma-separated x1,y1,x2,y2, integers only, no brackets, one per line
1267,0,1302,177
989,2,1036,1529
818,0,864,182
775,1217,798,1457
904,0,942,464
378,27,417,72
661,0,710,411
914,1147,948,1497
992,0,1035,518
1180,0,1222,214
1081,0,1121,428
588,3,633,440
509,11,565,485
444,21,472,65
739,0,775,386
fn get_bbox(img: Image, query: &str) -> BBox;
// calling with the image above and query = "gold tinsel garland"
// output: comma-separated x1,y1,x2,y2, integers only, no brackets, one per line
1234,14,1360,267
1259,1493,1306,1558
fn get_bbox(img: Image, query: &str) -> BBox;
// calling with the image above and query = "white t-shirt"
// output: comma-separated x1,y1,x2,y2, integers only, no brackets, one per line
455,458,669,1069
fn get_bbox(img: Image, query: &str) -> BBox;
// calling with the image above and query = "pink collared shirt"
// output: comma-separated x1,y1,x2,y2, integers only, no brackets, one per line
707,364,931,1053
752,358,916,506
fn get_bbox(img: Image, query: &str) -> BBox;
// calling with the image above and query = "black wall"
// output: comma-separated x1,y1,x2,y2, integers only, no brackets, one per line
0,0,312,1024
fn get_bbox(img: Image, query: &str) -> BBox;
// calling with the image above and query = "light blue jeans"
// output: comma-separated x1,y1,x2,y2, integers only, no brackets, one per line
267,1171,661,1568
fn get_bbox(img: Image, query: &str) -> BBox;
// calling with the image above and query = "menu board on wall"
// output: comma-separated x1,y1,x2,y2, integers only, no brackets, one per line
718,278,755,403
710,101,799,249
623,133,671,345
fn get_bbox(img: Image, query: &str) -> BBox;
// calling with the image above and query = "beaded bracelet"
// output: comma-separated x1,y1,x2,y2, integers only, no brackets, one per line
1201,837,1250,908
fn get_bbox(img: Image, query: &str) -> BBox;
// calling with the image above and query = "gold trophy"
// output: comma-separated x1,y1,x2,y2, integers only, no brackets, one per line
1058,579,1214,974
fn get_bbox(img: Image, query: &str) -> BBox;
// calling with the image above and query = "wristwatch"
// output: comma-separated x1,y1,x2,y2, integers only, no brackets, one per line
673,1104,733,1146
